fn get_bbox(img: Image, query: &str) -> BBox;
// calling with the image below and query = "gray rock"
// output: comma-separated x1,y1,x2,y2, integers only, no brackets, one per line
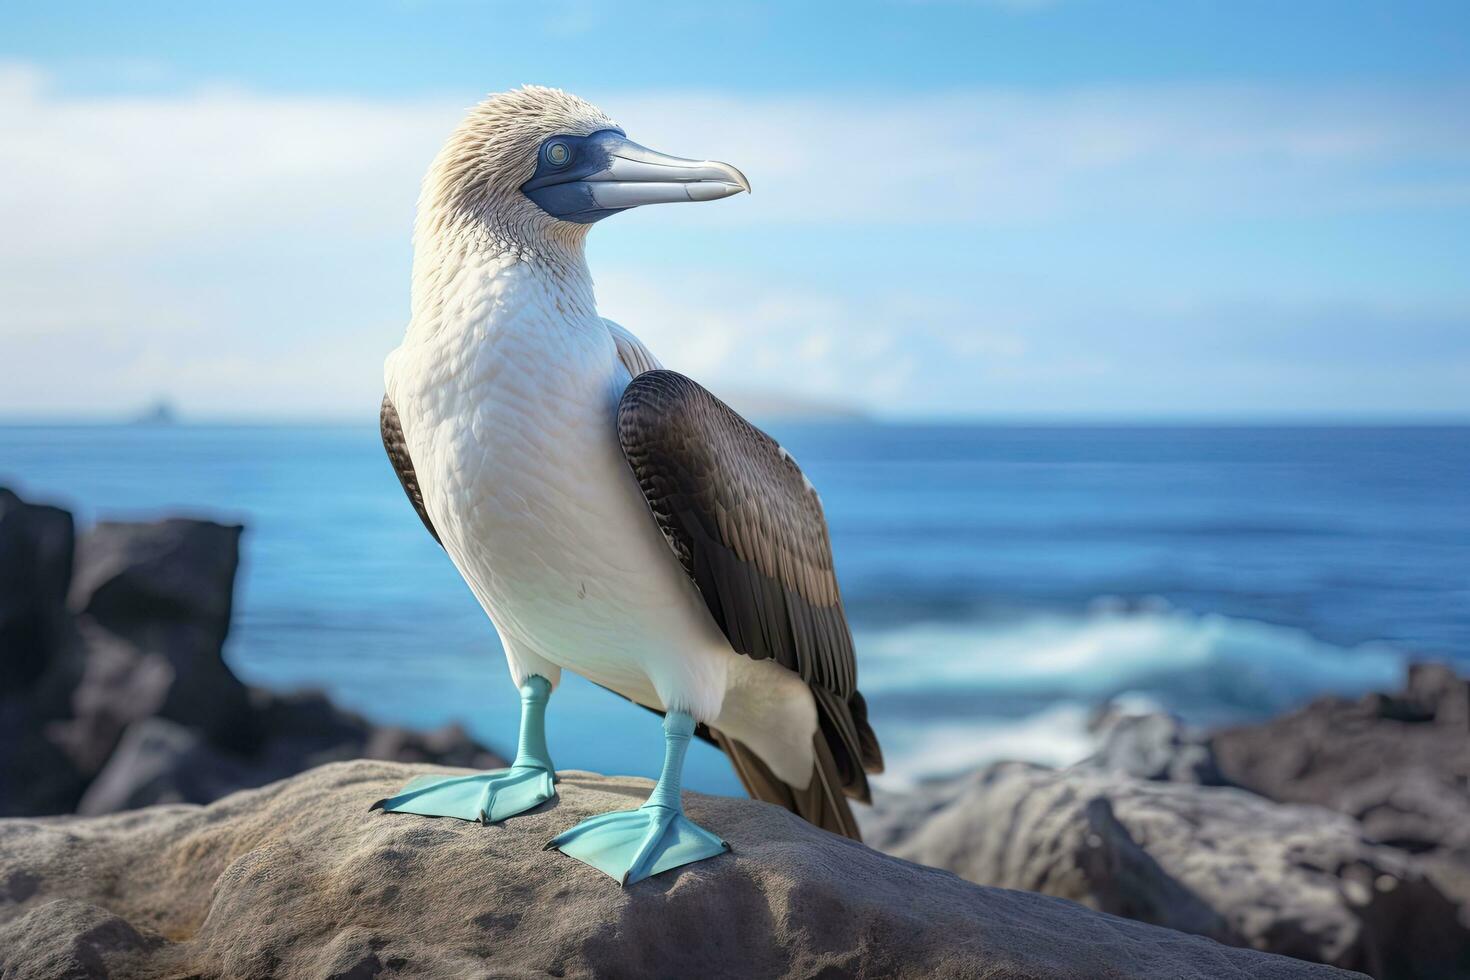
0,900,161,980
0,488,89,816
1212,663,1470,913
76,704,509,815
0,760,1357,980
68,518,257,752
868,762,1468,979
76,717,255,814
0,491,508,817
858,770,987,855
1084,710,1225,784
0,488,74,691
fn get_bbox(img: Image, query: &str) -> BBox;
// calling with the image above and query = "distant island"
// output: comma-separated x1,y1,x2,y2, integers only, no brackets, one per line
130,399,179,425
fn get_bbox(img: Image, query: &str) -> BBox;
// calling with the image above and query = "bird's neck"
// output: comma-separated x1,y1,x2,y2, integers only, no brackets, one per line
404,217,598,348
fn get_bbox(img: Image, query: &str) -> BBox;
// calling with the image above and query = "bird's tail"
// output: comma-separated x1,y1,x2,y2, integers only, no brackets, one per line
711,728,862,841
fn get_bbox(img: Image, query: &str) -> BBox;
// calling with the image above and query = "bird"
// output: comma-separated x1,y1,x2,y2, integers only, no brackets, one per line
372,86,883,885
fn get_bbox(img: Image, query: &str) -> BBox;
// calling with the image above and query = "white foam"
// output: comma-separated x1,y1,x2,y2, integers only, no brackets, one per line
874,702,1100,789
857,603,1408,786
857,603,1405,710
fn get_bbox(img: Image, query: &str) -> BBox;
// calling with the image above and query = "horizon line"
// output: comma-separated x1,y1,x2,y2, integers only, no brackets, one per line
2,413,1469,429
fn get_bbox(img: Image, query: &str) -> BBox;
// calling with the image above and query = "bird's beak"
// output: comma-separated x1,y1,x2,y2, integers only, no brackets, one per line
522,129,750,224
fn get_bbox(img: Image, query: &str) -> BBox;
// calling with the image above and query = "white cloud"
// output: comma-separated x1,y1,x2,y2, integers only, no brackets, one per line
595,269,933,411
607,84,1470,227
0,61,1466,418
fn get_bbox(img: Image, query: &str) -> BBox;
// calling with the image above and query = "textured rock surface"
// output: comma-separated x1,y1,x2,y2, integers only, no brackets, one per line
0,761,1358,980
1213,663,1470,913
865,762,1469,979
1084,709,1226,785
0,489,505,818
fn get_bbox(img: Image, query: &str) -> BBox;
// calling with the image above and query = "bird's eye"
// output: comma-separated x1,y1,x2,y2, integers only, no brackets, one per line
546,142,570,166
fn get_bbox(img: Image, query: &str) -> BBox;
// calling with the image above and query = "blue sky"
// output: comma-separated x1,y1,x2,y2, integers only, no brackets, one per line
2,1,1468,419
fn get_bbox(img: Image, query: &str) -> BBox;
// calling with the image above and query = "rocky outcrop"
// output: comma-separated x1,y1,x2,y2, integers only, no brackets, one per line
0,488,74,692
864,762,1470,979
1084,708,1226,785
0,760,1360,980
66,518,256,756
0,488,505,818
0,488,87,814
1213,663,1470,912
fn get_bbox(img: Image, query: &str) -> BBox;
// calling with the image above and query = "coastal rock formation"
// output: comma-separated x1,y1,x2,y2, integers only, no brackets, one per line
864,762,1470,979
1084,708,1226,785
0,760,1360,980
0,488,505,818
1213,663,1470,912
0,488,74,692
0,488,85,813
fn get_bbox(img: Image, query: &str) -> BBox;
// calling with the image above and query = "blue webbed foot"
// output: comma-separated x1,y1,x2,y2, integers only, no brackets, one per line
548,802,729,886
372,765,556,824
373,674,557,824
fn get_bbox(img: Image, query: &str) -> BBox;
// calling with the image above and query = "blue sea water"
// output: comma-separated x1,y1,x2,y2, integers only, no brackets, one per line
3,423,1467,795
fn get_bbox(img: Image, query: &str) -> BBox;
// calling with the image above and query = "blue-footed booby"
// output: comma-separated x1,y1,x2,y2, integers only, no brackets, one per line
373,86,883,885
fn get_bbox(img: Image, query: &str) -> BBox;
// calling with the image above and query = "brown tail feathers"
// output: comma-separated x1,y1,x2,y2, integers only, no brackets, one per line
712,686,885,844
713,730,860,840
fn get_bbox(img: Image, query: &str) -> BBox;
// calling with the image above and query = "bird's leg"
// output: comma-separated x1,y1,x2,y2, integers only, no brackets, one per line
547,710,729,886
371,675,557,823
508,674,555,772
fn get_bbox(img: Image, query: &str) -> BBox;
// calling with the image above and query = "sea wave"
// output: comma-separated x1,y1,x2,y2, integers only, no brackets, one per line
857,601,1407,787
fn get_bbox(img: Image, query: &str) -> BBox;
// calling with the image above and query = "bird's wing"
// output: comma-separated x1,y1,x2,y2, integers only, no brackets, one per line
616,370,883,820
603,318,662,378
381,394,440,545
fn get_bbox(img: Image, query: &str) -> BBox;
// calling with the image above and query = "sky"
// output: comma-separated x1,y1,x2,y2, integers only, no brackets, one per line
1,1,1468,420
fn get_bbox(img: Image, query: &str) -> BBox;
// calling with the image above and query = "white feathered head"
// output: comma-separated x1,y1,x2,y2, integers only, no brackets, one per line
418,85,748,253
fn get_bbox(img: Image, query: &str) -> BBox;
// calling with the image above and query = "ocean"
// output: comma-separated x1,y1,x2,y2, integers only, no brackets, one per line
3,422,1466,796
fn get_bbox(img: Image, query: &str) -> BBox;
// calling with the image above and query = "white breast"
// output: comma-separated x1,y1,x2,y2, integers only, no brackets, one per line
387,258,714,707
385,252,817,785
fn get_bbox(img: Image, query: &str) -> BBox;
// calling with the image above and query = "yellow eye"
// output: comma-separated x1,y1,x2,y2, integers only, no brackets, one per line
547,142,570,166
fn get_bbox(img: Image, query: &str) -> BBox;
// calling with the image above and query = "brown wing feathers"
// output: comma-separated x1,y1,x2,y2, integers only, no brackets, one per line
617,371,883,834
381,395,441,545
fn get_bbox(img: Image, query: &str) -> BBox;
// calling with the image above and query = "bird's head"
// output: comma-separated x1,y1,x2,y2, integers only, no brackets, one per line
420,86,749,252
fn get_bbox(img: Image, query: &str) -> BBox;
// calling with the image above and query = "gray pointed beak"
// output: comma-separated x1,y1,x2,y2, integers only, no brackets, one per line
522,129,749,224
585,141,750,208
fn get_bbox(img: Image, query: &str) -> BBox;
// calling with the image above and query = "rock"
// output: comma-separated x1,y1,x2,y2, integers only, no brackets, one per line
361,721,505,770
0,900,161,980
1084,710,1226,784
0,488,89,816
76,717,259,815
0,489,508,818
2,515,255,815
0,488,74,690
0,760,1358,980
68,518,257,752
1212,663,1470,912
76,698,509,815
867,762,1469,979
858,770,985,856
